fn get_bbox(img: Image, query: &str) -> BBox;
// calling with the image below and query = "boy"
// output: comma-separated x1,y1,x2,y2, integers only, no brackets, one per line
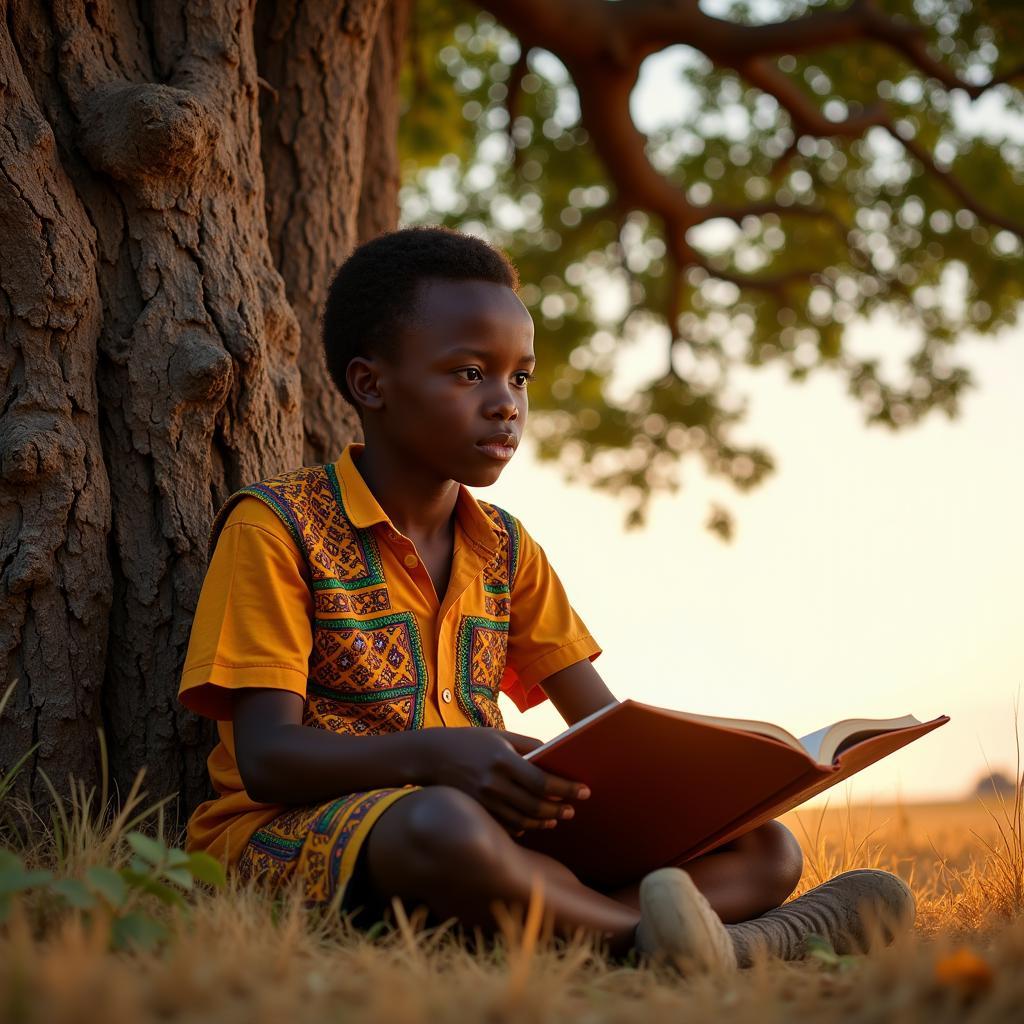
178,225,914,973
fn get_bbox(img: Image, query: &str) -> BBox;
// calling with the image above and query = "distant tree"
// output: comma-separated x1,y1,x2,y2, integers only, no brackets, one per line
402,0,1024,533
973,770,1018,798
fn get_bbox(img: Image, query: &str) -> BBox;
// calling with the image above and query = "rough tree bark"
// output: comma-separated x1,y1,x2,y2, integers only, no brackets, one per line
0,0,405,827
255,0,411,466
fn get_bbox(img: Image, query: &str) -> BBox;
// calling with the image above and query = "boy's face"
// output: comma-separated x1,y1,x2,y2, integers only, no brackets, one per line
354,278,536,486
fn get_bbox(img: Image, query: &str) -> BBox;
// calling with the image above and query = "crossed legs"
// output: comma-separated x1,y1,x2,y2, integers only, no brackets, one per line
360,785,803,957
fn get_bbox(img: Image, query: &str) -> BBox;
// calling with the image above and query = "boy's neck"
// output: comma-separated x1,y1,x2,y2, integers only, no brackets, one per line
352,441,459,543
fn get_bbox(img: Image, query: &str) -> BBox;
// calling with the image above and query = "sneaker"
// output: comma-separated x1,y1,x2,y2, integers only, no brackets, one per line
725,867,917,966
634,867,738,975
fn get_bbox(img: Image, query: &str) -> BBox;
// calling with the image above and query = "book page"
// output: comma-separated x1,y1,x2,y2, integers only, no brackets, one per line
525,699,811,762
802,715,923,764
797,724,832,763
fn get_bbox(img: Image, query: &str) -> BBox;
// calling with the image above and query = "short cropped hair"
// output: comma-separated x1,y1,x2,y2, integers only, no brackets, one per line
322,225,521,411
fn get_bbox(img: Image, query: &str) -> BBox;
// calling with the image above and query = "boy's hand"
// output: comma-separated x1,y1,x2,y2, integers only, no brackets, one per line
417,727,590,835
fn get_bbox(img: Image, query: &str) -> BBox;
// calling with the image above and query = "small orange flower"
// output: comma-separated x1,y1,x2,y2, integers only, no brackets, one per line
934,948,994,996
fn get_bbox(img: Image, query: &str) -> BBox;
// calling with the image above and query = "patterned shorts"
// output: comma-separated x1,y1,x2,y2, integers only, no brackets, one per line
235,785,421,923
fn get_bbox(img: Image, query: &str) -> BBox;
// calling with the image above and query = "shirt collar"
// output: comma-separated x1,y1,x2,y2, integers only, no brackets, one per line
333,442,502,555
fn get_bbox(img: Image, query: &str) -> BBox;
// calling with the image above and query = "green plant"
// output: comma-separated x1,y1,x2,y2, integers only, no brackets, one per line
0,831,225,950
803,933,860,972
0,677,226,950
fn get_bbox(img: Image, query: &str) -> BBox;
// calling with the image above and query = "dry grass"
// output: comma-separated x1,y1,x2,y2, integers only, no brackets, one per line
0,783,1021,1024
2,676,1022,1024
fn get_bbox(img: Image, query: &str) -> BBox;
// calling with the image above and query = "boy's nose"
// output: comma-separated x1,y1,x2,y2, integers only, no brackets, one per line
486,389,519,420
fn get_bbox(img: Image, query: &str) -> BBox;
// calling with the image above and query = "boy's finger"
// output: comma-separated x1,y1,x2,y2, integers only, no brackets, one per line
487,776,576,822
499,730,544,754
486,795,553,832
506,754,588,802
545,772,590,801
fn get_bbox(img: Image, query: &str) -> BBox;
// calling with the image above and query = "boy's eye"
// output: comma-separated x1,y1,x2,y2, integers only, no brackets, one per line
454,368,535,387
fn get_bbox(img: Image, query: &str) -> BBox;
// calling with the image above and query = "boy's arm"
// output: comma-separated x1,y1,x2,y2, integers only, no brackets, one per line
540,659,617,726
234,688,431,802
232,688,588,827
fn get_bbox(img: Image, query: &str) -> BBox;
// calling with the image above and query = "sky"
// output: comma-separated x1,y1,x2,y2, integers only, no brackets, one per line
464,44,1024,808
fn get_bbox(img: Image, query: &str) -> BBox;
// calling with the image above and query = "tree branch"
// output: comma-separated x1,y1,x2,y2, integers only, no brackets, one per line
734,62,1024,239
474,0,1024,342
504,45,531,173
888,125,1024,239
739,58,887,138
691,255,822,295
697,200,846,231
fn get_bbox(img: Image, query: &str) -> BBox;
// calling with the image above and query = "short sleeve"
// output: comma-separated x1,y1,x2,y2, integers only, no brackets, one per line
177,497,313,721
499,518,602,714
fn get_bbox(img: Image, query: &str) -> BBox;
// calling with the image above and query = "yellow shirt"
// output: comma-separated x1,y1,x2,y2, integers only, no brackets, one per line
178,442,602,866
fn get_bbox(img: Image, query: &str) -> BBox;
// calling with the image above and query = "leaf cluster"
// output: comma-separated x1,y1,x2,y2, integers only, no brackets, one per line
0,833,225,951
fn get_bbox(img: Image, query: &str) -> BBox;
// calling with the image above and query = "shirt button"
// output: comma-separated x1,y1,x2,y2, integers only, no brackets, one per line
403,553,418,568
441,687,452,703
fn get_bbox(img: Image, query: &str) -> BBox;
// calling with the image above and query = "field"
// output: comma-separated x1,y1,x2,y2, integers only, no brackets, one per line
1,780,1021,1024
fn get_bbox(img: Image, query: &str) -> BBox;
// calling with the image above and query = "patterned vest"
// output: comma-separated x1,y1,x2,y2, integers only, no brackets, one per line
207,463,521,735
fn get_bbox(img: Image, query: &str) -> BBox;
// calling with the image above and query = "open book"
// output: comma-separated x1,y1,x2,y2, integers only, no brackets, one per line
517,699,949,887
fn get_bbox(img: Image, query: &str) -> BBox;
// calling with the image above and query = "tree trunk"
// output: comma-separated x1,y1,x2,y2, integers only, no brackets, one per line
254,0,410,466
0,0,403,827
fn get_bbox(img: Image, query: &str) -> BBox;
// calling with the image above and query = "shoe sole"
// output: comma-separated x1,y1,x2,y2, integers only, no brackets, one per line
636,867,738,975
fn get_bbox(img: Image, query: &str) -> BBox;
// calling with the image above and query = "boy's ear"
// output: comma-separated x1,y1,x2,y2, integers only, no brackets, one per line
346,356,385,413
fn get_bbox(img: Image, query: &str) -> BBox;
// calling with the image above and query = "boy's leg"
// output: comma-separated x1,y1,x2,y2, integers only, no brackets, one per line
360,785,641,956
598,820,804,923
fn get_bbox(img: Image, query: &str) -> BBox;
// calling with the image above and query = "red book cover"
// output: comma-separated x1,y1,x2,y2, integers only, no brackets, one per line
515,700,949,888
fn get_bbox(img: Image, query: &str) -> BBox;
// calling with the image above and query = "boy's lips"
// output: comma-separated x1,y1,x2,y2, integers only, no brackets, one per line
476,433,517,461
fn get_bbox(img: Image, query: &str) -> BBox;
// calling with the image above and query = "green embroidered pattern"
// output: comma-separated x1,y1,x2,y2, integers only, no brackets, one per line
478,502,520,595
454,615,509,728
313,612,429,729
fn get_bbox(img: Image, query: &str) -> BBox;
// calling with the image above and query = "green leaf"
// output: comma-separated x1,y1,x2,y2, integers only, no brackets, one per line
86,866,128,908
0,866,53,895
165,848,191,868
142,878,186,907
127,856,151,875
126,832,166,866
363,919,391,942
805,933,840,965
110,911,168,952
0,892,10,923
118,868,185,907
186,852,226,888
51,878,97,910
0,849,24,872
804,933,861,971
160,866,194,889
